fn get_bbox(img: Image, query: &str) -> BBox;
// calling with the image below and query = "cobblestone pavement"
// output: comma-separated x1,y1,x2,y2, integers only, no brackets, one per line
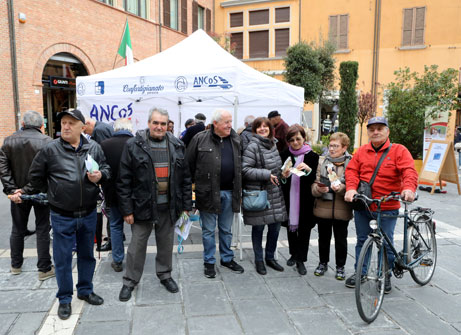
0,181,460,334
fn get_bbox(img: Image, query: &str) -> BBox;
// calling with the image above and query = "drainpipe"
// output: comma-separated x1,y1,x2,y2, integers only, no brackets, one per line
158,0,162,52
7,0,20,131
371,0,381,114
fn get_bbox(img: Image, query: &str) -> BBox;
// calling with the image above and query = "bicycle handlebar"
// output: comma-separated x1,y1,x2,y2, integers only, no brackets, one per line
353,191,418,205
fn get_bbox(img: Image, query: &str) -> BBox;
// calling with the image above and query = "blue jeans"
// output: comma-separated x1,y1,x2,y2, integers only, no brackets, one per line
251,222,281,262
51,210,97,304
354,209,399,274
200,190,234,264
109,206,124,263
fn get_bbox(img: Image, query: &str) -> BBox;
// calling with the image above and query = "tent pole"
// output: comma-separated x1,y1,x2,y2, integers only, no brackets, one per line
178,98,182,138
233,96,239,130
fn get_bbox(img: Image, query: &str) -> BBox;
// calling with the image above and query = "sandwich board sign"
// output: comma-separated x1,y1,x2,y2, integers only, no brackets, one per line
418,140,461,195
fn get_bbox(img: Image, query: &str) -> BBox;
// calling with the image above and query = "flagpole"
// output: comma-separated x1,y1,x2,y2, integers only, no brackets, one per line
113,18,128,69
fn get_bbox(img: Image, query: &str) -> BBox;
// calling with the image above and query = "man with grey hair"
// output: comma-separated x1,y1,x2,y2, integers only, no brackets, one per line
240,115,255,151
182,113,206,147
117,108,192,301
0,111,55,280
100,118,133,272
186,109,244,278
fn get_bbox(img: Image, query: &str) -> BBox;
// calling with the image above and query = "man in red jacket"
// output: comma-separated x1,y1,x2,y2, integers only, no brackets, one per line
344,116,418,293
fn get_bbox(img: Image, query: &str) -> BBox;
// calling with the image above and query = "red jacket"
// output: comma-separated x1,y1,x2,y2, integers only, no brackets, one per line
345,138,418,211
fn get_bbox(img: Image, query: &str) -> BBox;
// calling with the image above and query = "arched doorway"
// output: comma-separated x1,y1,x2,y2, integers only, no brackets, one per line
41,52,88,138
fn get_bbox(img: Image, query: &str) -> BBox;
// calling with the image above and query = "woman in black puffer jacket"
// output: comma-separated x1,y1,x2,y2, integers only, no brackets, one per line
242,117,287,275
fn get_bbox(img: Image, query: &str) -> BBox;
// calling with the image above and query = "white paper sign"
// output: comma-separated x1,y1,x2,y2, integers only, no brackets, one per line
424,143,447,173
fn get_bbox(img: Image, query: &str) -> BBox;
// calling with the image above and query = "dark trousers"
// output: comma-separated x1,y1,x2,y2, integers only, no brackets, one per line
317,218,349,267
251,222,281,262
10,201,52,272
287,219,315,263
51,210,97,304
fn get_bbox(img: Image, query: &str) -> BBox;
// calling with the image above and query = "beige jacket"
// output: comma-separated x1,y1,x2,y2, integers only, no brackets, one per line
311,156,353,221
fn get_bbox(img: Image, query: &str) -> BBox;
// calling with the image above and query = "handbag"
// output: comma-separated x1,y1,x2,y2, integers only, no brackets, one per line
352,144,392,211
242,146,271,212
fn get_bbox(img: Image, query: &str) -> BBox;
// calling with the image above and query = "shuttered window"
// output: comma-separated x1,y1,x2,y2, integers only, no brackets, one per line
329,14,349,50
275,7,290,23
192,1,198,32
249,30,269,58
249,9,269,25
206,8,211,32
275,28,289,57
230,12,243,27
126,0,147,18
231,32,243,59
198,6,204,29
181,0,187,34
163,0,170,27
402,7,426,46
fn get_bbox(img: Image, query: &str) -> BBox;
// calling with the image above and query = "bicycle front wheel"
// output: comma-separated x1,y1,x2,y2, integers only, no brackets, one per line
355,236,387,323
407,218,437,285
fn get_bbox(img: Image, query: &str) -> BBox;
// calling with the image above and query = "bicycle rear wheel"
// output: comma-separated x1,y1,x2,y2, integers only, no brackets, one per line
355,236,387,323
407,217,437,285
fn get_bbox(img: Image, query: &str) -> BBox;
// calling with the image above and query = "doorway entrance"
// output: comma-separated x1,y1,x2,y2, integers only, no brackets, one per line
42,52,88,138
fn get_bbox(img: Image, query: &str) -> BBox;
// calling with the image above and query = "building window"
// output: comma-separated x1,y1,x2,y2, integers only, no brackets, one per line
249,30,269,58
275,7,290,23
329,14,348,50
198,6,204,30
231,32,243,59
275,28,289,57
181,0,187,34
230,12,243,28
164,0,178,30
249,9,269,25
99,0,114,5
402,7,426,46
125,0,147,18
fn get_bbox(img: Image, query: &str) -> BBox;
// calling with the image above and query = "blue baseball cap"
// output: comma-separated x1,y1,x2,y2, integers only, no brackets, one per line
367,116,388,127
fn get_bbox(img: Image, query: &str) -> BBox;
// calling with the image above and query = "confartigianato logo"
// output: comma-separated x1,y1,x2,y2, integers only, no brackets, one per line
193,76,233,90
123,84,164,95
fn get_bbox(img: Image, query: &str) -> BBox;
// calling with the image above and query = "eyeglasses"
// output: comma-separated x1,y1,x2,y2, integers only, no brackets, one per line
288,137,304,143
329,144,341,149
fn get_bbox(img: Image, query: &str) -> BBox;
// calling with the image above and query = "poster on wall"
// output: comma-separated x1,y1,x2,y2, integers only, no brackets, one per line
423,109,449,160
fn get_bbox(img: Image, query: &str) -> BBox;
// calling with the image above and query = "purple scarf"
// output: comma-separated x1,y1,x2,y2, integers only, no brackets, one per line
288,144,312,232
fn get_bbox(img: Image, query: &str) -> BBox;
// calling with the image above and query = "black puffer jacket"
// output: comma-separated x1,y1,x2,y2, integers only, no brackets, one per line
0,127,52,195
117,130,192,224
186,127,242,214
242,135,287,225
28,135,111,212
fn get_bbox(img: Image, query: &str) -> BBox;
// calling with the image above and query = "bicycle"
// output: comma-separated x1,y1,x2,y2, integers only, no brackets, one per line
353,192,437,323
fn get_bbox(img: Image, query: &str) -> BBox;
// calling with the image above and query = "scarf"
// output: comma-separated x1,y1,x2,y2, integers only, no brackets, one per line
288,144,312,232
320,152,351,184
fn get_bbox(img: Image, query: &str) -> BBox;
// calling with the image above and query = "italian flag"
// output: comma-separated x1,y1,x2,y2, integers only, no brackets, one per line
118,20,134,65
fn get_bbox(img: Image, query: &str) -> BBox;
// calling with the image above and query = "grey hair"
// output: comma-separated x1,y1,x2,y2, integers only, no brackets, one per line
148,107,169,122
22,111,43,128
244,115,255,126
113,118,133,133
211,109,232,123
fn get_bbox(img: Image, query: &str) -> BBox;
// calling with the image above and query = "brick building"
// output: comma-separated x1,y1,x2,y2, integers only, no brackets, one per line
1,0,213,140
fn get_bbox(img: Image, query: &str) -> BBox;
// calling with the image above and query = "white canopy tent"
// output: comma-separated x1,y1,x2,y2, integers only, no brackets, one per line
76,29,304,135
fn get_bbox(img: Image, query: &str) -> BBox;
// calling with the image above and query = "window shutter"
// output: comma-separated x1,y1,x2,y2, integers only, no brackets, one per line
249,9,269,25
402,8,413,46
206,8,211,32
230,12,243,27
249,30,269,58
164,0,170,27
275,28,289,57
339,14,348,49
329,15,338,48
231,32,243,59
414,7,425,45
192,1,198,32
275,7,290,23
180,0,187,33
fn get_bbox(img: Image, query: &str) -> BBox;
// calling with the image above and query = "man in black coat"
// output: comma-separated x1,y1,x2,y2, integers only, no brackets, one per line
182,113,206,147
117,108,192,301
100,118,133,272
0,111,54,280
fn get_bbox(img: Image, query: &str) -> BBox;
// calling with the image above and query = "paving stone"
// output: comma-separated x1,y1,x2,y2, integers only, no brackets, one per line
383,299,460,335
187,315,243,335
266,277,325,309
0,271,41,290
183,281,233,317
136,276,182,305
222,270,271,300
430,266,461,294
132,304,185,335
287,307,347,335
305,272,352,295
74,320,130,335
0,258,12,273
233,299,297,335
80,303,133,322
8,312,46,335
0,289,56,313
0,313,17,335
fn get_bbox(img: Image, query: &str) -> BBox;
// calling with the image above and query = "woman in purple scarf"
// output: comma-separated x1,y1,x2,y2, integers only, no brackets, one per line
280,125,319,275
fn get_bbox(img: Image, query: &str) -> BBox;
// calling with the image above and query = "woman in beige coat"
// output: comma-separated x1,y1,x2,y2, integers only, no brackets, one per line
311,132,353,280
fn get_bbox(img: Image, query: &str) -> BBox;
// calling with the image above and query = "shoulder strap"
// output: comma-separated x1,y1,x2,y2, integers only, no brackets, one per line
369,143,392,186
